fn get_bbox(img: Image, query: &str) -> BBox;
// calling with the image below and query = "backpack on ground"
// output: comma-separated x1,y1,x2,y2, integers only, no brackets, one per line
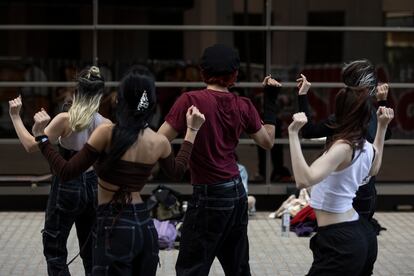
147,184,184,221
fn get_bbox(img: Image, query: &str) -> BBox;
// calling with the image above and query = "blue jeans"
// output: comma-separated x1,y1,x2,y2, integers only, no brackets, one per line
92,203,159,276
43,170,98,276
176,177,251,276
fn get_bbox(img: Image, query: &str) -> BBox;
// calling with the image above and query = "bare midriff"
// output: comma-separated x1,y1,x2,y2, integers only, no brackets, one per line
97,179,143,205
314,208,358,227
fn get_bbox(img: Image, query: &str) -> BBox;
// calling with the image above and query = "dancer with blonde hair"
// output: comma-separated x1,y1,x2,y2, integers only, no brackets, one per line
9,66,110,276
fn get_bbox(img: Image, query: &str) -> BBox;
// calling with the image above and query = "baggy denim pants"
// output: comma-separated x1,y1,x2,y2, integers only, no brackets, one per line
176,177,251,276
43,170,98,276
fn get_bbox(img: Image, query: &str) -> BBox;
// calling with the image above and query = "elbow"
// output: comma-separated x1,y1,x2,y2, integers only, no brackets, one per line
262,139,274,150
25,144,38,153
370,167,380,177
295,180,310,190
294,174,313,189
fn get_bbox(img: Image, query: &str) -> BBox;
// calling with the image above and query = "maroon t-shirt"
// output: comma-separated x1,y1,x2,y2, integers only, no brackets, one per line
165,89,262,184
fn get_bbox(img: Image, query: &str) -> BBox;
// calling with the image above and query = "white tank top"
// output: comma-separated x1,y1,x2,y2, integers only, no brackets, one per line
58,113,105,151
310,141,374,213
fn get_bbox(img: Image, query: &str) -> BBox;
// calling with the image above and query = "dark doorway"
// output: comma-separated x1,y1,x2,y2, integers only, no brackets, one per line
306,11,345,64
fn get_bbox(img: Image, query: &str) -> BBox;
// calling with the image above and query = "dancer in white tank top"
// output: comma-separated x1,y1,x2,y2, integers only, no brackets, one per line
289,72,393,276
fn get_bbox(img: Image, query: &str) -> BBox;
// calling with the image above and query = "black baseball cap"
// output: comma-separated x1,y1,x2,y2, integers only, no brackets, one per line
200,44,240,75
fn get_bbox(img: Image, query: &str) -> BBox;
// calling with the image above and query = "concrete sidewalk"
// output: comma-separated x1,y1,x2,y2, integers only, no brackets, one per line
0,212,413,275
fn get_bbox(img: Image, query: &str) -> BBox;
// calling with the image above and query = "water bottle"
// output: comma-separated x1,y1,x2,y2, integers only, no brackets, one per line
182,201,188,212
281,207,290,237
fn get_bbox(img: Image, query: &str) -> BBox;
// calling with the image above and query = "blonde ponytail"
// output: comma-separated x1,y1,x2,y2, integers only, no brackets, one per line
68,66,104,132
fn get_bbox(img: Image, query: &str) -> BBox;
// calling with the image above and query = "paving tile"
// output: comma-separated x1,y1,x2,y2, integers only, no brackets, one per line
0,212,413,275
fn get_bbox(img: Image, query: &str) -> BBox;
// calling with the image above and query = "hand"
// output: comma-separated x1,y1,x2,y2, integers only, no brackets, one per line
186,105,206,131
377,107,393,127
288,112,308,133
32,108,51,137
262,74,282,87
376,83,389,101
9,95,22,117
296,74,311,95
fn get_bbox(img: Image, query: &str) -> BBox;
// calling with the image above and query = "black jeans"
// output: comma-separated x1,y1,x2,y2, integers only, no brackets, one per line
307,218,378,276
353,177,377,220
176,177,251,276
43,170,98,276
92,203,159,276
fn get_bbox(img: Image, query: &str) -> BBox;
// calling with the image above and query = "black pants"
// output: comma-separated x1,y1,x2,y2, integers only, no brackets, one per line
307,218,378,276
92,203,159,276
353,177,377,220
43,170,98,276
176,177,251,276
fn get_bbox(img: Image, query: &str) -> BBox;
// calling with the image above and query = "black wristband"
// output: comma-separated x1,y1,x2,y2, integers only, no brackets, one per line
263,85,279,125
35,135,49,143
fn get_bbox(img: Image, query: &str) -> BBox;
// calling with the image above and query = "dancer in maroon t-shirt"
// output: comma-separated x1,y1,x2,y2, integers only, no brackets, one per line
158,44,281,276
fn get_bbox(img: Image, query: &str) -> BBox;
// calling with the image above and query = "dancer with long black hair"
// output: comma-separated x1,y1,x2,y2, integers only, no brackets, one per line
158,44,280,276
9,66,110,276
289,78,393,274
31,65,205,276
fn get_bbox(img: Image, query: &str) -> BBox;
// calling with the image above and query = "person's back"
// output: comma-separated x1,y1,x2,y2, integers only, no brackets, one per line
94,126,176,204
159,44,279,276
9,66,109,276
59,112,106,152
296,62,392,220
288,81,394,275
33,65,205,276
311,140,374,218
166,89,261,184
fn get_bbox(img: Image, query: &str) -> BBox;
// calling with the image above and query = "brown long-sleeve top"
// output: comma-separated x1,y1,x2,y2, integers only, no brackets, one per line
38,140,193,192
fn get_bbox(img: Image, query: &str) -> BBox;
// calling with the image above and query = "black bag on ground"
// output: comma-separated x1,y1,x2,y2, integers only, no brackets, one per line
147,185,184,221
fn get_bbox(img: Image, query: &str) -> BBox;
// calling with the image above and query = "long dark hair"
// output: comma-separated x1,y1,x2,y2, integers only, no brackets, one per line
325,60,376,151
326,87,372,151
101,65,156,172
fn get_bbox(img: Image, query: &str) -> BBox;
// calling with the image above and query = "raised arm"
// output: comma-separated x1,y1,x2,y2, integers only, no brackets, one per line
9,96,68,153
365,84,393,143
295,75,335,139
32,109,109,181
369,107,394,176
288,112,351,189
249,76,282,149
159,106,205,180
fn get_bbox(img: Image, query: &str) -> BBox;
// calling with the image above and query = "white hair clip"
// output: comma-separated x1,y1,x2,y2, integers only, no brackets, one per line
137,90,149,111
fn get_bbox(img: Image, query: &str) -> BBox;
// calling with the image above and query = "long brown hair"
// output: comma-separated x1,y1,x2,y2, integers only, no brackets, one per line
324,59,377,152
326,86,372,151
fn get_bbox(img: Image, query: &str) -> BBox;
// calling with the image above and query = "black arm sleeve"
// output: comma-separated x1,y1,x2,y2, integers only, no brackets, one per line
39,141,100,181
263,85,280,125
159,141,193,181
298,95,335,138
